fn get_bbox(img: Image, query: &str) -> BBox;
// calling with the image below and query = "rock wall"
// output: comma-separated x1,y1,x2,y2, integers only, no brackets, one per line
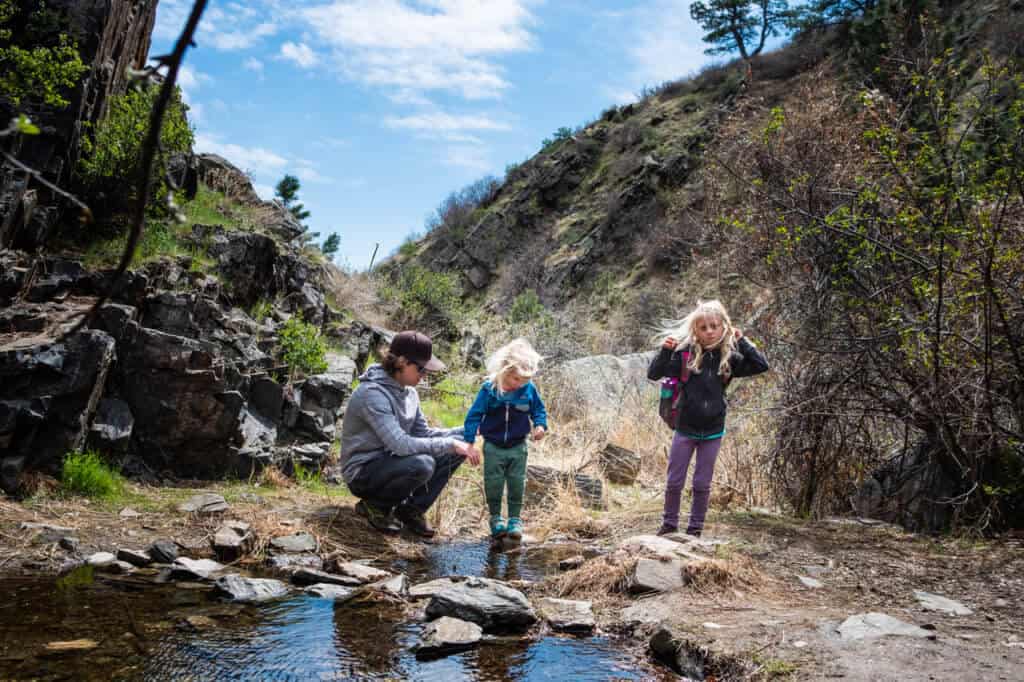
1,0,157,250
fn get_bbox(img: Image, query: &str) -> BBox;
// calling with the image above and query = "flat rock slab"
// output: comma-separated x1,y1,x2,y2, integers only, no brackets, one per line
270,532,317,554
914,590,973,616
538,597,595,633
215,574,290,602
305,584,357,601
371,574,408,598
410,577,465,600
798,576,824,589
177,493,229,514
426,577,537,632
117,549,152,567
836,613,937,641
86,552,117,567
334,561,390,584
268,553,323,572
290,567,362,587
416,617,483,657
630,557,685,594
170,557,225,581
619,535,704,561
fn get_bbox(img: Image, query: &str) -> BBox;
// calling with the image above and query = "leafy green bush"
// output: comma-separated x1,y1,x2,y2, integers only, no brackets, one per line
381,266,462,335
61,450,124,499
249,299,273,323
78,84,194,215
0,1,87,108
541,126,575,151
279,316,328,380
508,289,545,324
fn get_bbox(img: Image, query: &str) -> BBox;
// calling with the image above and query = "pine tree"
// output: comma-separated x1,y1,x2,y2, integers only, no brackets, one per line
690,0,790,60
274,174,311,223
321,233,340,259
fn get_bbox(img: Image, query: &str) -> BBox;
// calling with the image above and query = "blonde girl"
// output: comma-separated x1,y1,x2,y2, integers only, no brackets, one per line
464,338,548,540
647,300,769,536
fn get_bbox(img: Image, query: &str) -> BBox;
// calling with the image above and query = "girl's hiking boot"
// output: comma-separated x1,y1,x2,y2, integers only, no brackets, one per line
685,528,702,538
355,500,402,534
396,504,436,539
490,515,507,539
506,517,523,540
656,523,678,536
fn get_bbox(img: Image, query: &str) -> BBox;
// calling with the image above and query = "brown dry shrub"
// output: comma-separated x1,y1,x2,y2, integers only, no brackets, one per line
546,551,636,599
256,466,292,489
682,553,767,593
324,267,388,328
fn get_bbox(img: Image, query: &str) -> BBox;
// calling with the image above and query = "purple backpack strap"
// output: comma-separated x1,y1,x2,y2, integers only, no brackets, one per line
680,350,690,382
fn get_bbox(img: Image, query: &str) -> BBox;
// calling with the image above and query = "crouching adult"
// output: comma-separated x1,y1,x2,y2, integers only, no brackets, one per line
339,331,481,537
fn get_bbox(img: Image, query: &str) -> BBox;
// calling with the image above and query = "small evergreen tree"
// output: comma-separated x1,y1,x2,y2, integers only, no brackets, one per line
321,233,340,259
690,0,790,60
275,174,311,222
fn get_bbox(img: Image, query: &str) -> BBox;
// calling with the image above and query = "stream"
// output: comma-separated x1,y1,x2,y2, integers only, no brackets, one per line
0,540,673,680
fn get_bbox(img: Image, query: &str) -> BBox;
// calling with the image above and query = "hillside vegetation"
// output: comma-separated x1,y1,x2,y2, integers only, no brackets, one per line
387,0,1024,532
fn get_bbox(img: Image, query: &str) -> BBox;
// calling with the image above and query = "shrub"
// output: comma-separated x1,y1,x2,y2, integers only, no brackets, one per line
249,299,273,323
279,316,328,380
424,175,501,240
0,1,87,108
61,450,124,499
381,266,462,336
77,84,194,216
541,126,575,151
508,289,545,324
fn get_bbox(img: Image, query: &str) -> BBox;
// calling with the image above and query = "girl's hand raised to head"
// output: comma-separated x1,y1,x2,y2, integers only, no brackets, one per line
662,337,678,351
734,328,743,340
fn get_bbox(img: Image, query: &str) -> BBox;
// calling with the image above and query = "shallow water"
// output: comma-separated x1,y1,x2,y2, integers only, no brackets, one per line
0,541,671,680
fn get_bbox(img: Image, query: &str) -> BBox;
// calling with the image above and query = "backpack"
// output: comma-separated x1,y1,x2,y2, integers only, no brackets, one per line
657,349,732,430
658,350,690,430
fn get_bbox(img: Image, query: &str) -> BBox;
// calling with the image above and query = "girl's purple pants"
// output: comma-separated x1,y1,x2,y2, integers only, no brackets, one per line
663,432,723,533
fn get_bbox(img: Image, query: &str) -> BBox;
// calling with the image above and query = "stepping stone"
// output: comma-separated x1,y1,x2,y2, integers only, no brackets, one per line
914,590,972,616
410,577,465,600
268,554,323,572
618,535,704,561
117,549,152,567
798,576,824,589
86,552,117,568
630,557,685,594
538,597,595,633
415,617,483,657
149,539,179,563
304,584,357,601
170,557,225,581
425,577,537,632
289,567,361,587
213,521,256,562
214,574,289,602
371,574,408,598
836,613,937,641
270,532,317,554
177,493,229,514
334,561,390,584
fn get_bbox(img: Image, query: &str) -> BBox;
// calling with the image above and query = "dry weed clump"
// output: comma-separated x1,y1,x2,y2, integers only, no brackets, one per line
256,466,292,489
682,553,768,595
546,551,637,600
324,266,389,328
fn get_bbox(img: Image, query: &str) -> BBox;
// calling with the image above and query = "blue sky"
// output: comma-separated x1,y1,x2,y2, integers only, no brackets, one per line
151,1,716,270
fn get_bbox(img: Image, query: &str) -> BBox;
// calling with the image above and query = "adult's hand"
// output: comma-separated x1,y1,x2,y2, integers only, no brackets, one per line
453,440,482,466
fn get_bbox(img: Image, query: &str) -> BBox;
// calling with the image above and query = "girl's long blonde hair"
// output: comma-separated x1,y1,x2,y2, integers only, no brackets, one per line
654,300,737,377
486,338,542,394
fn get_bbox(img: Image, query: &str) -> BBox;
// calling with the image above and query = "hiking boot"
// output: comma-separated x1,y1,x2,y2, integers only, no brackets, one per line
656,523,678,536
396,505,436,538
685,528,702,538
506,517,523,540
355,500,402,534
489,515,507,539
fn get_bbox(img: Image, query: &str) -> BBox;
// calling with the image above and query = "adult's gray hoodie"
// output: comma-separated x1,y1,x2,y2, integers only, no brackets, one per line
339,364,463,484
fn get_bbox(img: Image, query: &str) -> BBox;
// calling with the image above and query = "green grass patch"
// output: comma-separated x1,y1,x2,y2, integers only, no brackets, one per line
293,462,351,498
61,450,125,499
420,374,478,429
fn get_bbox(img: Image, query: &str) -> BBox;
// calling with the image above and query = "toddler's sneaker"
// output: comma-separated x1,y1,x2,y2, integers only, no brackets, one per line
506,517,523,540
490,515,507,538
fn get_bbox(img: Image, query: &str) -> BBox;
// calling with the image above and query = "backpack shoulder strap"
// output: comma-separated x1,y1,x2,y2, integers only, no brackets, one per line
680,349,691,382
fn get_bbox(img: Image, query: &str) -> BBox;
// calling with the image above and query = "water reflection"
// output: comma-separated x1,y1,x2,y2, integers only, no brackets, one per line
0,541,673,680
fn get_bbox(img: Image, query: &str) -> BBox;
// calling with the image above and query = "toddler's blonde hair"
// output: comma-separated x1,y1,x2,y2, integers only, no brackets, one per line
486,338,542,394
654,299,737,377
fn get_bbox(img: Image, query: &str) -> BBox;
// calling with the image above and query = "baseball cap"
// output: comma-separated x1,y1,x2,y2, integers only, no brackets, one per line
389,331,446,372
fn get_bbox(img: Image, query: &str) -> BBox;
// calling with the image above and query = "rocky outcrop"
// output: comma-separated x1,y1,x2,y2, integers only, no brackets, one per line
538,351,657,420
1,0,159,250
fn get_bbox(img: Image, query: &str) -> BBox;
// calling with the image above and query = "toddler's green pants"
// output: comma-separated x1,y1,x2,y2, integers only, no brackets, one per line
483,441,528,518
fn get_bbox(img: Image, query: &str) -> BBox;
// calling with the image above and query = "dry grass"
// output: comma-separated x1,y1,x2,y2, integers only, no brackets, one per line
545,551,637,600
324,266,389,328
683,552,769,595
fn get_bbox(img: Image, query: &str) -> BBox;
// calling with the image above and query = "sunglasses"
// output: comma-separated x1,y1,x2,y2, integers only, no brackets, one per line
411,361,428,375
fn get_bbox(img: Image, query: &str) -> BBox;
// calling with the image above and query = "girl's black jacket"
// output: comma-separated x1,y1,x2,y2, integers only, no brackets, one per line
647,336,769,437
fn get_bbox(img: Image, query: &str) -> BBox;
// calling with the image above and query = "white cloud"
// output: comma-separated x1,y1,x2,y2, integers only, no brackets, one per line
625,1,707,89
243,57,265,78
153,1,277,51
194,133,288,177
176,65,211,99
253,183,276,200
207,22,278,50
293,159,332,184
383,112,511,134
301,0,536,99
444,145,492,171
280,42,319,69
